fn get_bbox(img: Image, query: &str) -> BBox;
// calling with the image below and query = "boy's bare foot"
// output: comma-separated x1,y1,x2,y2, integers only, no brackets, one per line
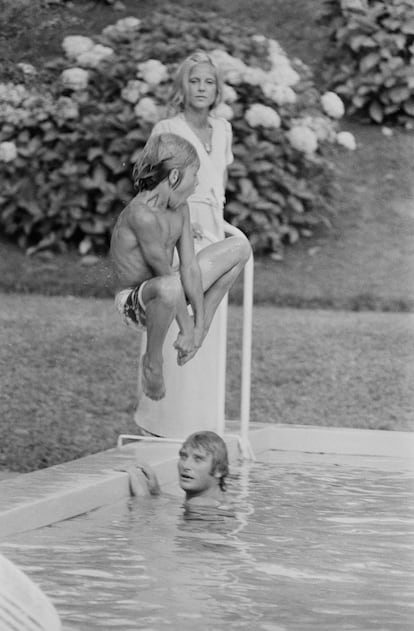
142,355,165,400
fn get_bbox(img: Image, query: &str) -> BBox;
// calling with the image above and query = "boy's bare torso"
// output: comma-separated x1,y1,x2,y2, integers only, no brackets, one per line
111,196,184,291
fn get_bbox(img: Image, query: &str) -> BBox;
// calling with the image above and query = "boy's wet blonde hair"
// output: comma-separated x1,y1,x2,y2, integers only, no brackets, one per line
168,50,224,115
181,431,229,491
133,132,200,192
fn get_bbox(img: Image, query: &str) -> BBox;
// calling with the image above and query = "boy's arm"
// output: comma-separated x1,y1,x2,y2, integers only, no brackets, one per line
129,205,195,352
176,203,205,347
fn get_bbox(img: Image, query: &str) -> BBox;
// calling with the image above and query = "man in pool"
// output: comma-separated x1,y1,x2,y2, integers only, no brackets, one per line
110,132,251,402
127,431,229,508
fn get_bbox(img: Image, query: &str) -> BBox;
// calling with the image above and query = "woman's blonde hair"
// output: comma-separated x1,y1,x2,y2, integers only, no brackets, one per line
168,50,224,115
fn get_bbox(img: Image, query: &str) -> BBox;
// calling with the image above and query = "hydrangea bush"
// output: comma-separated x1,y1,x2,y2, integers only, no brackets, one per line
0,6,353,255
320,0,414,125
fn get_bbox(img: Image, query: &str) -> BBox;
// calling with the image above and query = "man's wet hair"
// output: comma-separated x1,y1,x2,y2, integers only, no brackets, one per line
181,431,229,491
133,133,200,192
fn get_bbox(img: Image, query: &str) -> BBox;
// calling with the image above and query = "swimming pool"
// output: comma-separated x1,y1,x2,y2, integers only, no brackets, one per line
1,443,413,631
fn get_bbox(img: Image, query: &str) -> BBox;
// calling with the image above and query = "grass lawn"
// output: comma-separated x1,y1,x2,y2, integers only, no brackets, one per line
1,294,413,473
1,0,413,472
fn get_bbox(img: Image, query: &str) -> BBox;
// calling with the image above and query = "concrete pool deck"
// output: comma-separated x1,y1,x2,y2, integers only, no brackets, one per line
1,423,413,540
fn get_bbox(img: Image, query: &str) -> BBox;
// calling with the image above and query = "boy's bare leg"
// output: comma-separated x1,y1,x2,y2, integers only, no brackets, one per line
201,237,251,332
140,275,183,400
177,236,251,366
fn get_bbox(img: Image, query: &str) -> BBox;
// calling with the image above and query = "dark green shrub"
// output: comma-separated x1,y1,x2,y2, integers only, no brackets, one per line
320,0,414,124
0,5,344,256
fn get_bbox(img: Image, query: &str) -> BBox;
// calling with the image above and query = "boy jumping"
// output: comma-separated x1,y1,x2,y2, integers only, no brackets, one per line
110,133,250,401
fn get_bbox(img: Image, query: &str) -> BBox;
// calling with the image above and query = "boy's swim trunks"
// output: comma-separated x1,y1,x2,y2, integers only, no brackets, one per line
115,282,148,330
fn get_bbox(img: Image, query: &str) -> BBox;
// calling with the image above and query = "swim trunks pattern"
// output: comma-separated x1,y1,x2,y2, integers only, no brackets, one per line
115,286,146,330
124,286,146,327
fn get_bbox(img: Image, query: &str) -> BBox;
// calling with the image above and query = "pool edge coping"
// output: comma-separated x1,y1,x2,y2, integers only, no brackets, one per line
1,424,413,540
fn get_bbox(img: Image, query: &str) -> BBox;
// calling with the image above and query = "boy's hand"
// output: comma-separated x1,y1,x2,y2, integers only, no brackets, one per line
174,329,199,366
174,329,195,355
191,222,204,240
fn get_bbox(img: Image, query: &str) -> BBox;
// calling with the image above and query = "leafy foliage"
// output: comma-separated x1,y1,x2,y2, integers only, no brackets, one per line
0,5,339,255
320,0,414,124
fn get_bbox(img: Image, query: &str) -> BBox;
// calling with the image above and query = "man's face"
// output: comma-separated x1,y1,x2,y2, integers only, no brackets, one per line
177,444,219,494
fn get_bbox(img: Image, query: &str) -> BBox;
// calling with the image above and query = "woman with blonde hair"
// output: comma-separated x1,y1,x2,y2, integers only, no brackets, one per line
151,50,235,241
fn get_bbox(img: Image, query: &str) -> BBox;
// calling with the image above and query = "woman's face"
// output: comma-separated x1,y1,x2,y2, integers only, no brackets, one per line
186,62,217,111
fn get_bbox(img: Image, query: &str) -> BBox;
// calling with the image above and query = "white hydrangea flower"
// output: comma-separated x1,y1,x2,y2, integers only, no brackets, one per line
76,44,114,68
251,34,266,44
209,49,247,85
214,103,234,121
0,83,10,102
262,83,297,106
336,131,357,150
17,63,37,76
242,67,268,87
341,0,368,11
267,40,301,87
62,35,95,59
287,125,318,154
266,64,300,88
137,60,169,86
61,68,89,91
267,38,286,58
79,237,92,256
0,141,18,162
56,96,79,120
121,80,149,104
114,16,141,32
294,116,337,143
134,97,160,123
0,83,28,106
224,69,244,86
321,91,345,119
245,103,281,129
222,84,238,104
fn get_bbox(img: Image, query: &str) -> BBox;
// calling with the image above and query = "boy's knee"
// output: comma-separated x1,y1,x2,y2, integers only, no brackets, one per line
236,236,252,263
154,273,182,306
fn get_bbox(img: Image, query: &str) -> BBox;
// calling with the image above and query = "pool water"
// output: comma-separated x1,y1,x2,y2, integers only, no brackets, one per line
1,452,413,631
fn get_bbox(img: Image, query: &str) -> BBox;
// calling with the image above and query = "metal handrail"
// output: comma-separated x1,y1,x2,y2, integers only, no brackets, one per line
223,223,254,459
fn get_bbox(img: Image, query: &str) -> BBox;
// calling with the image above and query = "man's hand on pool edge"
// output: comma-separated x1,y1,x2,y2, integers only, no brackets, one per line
136,462,161,496
116,463,161,497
